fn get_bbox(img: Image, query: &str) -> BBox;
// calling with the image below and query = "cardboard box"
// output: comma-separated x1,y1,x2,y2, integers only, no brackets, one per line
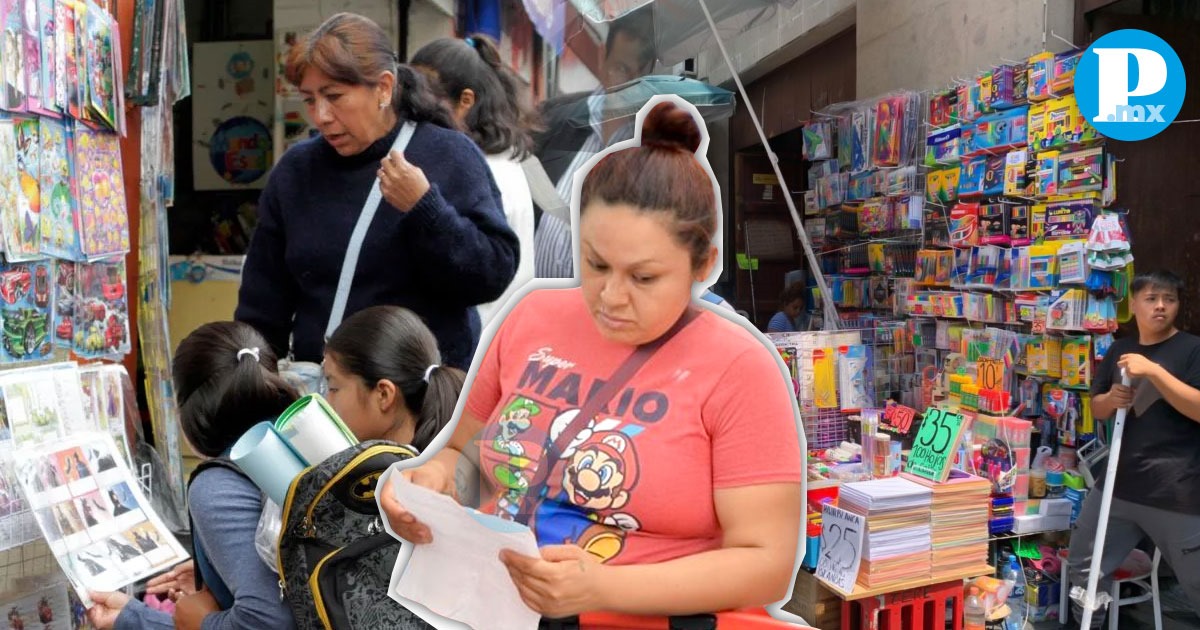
784,569,842,629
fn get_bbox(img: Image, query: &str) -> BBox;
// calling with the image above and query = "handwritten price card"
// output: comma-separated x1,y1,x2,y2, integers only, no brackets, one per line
904,407,968,482
815,504,866,595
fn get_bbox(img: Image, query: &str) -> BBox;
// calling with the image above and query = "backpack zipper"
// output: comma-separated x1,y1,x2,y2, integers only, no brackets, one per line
275,462,314,588
308,532,396,630
277,444,417,593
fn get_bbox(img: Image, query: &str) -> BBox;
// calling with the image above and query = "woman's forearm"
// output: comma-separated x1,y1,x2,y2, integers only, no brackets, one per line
593,544,795,616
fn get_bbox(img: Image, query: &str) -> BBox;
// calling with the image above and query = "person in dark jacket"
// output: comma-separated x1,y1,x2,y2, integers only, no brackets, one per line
235,13,518,370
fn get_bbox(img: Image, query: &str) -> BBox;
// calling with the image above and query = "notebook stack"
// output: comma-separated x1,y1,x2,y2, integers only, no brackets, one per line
902,470,993,579
839,477,932,588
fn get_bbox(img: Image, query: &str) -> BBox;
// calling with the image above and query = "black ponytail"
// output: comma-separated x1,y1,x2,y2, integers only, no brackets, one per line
412,365,466,452
392,64,457,129
326,306,465,452
411,34,541,158
174,322,299,457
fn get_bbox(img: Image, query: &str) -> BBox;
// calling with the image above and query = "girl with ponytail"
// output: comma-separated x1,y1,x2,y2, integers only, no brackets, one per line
411,34,540,328
236,13,519,374
323,306,465,452
88,322,299,629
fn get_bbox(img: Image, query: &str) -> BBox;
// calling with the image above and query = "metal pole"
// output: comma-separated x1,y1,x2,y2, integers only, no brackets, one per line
1078,368,1131,628
696,0,839,330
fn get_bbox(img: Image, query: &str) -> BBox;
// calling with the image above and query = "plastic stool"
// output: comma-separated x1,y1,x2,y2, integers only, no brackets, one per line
841,580,963,630
1057,547,1162,629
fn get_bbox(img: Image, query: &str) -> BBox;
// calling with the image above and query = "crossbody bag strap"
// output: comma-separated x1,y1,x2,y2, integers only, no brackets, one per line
520,155,570,225
325,120,419,340
518,307,701,518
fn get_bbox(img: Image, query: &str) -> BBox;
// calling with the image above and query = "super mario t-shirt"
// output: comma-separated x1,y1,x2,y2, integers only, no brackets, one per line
465,288,802,565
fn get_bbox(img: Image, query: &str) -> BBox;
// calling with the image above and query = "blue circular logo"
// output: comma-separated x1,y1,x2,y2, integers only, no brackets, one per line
1075,29,1186,141
209,117,272,185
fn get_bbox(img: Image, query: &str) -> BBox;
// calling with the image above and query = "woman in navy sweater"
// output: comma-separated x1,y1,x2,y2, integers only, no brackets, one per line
235,13,518,370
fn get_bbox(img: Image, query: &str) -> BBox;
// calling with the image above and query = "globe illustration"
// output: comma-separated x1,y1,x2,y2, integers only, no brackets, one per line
208,116,272,185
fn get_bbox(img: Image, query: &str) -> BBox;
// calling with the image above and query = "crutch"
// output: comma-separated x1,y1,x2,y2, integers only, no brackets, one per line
1075,368,1131,628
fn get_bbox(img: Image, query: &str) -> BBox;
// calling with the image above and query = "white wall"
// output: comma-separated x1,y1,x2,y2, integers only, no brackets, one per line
696,0,857,87
856,0,1075,96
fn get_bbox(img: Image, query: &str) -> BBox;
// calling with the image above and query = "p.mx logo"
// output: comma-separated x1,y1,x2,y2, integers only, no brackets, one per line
1075,29,1186,141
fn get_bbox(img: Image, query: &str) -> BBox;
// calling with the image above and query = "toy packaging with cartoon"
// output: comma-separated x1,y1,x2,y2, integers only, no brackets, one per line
72,260,129,359
0,259,53,362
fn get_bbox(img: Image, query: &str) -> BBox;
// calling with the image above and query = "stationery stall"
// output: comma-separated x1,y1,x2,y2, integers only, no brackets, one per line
0,0,190,624
777,45,1134,629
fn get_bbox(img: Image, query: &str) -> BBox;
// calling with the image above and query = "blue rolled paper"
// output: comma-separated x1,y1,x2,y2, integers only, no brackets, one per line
230,421,307,506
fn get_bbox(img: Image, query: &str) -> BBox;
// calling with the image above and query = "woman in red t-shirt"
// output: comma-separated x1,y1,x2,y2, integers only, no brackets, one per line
380,99,803,619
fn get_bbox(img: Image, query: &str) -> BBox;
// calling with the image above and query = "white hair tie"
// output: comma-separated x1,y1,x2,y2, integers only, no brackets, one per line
423,364,439,383
237,347,261,362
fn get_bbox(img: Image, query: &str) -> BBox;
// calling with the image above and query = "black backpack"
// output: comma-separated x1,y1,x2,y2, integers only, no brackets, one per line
276,440,433,630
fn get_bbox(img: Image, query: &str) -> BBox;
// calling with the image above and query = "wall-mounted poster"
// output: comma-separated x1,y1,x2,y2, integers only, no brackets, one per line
191,40,274,190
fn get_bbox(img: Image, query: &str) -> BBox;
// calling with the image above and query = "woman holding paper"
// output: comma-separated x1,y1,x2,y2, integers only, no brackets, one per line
87,322,298,630
235,12,519,371
379,100,803,619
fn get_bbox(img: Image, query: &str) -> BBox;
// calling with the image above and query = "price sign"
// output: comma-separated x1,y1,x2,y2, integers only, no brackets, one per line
815,504,866,595
904,407,967,482
882,404,918,435
978,357,1007,391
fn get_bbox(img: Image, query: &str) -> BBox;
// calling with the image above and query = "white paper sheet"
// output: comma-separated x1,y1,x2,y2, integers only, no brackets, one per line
379,465,541,630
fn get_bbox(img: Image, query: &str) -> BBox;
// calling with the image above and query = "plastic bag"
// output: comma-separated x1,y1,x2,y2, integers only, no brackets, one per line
255,499,283,573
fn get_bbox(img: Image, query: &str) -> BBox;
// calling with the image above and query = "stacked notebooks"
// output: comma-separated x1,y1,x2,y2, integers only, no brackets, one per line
839,477,932,588
902,470,993,580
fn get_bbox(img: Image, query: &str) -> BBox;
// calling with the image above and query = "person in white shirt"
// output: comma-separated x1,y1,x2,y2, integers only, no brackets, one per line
412,34,538,327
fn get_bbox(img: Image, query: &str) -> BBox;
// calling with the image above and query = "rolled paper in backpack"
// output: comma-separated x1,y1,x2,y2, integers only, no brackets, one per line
230,421,308,506
274,394,359,465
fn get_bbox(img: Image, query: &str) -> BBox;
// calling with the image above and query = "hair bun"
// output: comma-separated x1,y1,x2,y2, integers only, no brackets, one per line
641,102,701,153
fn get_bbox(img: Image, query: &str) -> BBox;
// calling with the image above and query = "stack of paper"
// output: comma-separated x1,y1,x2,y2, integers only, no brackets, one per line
839,477,932,588
903,470,993,579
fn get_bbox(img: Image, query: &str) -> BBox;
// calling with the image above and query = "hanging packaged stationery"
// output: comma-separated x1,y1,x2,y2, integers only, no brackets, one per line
1047,289,1086,331
0,259,54,362
849,171,875,201
838,345,872,412
958,155,987,198
53,261,78,349
929,89,957,128
35,0,57,115
1056,241,1088,284
1056,147,1105,195
982,154,1006,196
84,3,119,129
1050,50,1082,95
1044,197,1097,240
1036,150,1060,196
39,117,84,260
3,118,43,260
1004,150,1029,196
1027,52,1054,102
978,204,1009,245
1040,94,1099,149
74,125,130,259
812,348,839,409
73,260,131,358
970,106,1029,155
927,168,960,205
925,125,962,166
1028,244,1059,289
949,203,980,248
802,120,833,160
851,107,870,172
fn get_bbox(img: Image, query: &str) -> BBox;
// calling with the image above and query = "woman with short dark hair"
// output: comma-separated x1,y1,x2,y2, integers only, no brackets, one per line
235,13,519,371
